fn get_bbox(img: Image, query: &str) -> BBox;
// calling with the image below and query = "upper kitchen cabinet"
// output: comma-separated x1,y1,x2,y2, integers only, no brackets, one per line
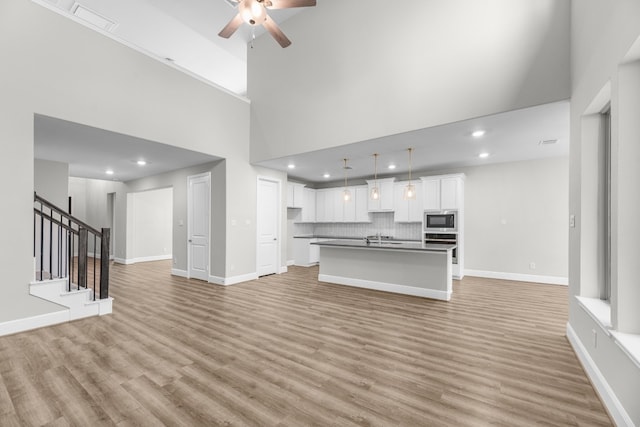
393,180,423,222
315,186,369,223
366,178,395,211
421,174,465,211
286,182,305,208
300,187,316,223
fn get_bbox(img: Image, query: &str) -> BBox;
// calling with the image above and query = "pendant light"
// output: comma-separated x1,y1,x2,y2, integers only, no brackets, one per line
342,158,351,202
370,153,380,200
403,148,416,200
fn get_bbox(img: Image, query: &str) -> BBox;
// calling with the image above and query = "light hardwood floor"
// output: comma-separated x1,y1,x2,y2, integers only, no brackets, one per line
0,261,611,426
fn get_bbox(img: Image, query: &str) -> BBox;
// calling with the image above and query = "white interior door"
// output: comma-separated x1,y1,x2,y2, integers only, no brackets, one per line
188,173,210,281
257,178,279,276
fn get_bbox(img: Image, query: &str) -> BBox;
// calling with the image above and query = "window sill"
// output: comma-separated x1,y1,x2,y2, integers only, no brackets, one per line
575,296,612,334
576,296,640,369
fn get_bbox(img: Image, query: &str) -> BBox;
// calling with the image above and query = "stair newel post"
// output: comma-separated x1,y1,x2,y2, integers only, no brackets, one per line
100,228,110,299
78,227,88,289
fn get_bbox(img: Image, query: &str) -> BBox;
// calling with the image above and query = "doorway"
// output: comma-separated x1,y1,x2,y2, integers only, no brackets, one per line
187,172,210,281
257,177,280,277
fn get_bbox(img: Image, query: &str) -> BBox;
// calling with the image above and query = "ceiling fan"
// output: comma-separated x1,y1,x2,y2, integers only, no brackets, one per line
219,0,316,48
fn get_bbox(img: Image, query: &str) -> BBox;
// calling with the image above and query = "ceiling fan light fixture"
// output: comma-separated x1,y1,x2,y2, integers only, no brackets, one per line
239,0,267,25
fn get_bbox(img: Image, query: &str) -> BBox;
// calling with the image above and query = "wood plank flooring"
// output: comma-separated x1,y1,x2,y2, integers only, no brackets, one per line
0,261,611,426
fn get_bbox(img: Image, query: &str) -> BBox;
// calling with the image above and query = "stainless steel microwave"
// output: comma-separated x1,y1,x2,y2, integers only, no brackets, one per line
424,210,458,232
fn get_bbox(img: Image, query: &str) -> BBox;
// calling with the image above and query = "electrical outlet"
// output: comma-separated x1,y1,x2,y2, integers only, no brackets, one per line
569,214,576,228
529,262,536,270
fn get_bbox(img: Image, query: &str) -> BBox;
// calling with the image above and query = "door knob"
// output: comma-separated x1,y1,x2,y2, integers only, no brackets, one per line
273,238,277,241
188,239,192,243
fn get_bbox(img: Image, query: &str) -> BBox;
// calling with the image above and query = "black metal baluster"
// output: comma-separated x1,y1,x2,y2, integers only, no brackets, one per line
40,204,44,281
49,208,53,279
93,233,97,300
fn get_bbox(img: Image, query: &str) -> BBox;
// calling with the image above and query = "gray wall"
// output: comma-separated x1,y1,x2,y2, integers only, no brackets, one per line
34,159,69,207
0,0,250,320
128,187,173,260
570,0,640,424
248,0,570,162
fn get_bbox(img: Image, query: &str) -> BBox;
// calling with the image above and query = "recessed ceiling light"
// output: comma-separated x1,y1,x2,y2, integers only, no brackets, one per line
137,160,147,166
472,130,486,138
479,152,490,159
105,169,114,175
388,164,396,170
287,164,295,169
323,173,330,178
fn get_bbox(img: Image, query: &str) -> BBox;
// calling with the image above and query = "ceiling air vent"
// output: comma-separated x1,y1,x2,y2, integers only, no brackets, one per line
71,3,117,32
539,139,558,145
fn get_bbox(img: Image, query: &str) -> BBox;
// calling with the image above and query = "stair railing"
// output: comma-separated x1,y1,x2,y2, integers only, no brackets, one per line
33,192,110,300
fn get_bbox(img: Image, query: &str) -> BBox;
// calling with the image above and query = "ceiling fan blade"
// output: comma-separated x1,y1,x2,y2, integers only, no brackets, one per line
218,13,243,38
266,0,316,10
263,15,292,48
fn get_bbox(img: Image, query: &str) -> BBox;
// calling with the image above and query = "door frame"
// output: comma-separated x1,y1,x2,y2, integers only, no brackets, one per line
256,176,282,276
187,172,211,280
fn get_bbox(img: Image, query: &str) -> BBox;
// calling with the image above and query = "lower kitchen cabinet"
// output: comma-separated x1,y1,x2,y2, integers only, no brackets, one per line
294,238,329,266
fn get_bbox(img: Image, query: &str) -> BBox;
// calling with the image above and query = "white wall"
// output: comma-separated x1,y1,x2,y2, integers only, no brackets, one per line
570,1,640,424
128,187,172,262
0,0,251,321
248,0,570,163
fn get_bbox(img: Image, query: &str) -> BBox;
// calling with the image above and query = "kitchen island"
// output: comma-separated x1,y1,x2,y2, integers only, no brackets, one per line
311,239,456,301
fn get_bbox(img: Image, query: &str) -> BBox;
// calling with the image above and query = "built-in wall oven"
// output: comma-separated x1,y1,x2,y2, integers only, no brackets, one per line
424,210,457,232
424,233,458,264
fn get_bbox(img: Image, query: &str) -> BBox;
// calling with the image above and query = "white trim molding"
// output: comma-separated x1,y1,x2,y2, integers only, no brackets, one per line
318,274,451,301
171,268,188,278
287,259,295,266
0,309,69,337
208,272,259,286
279,266,288,274
566,323,634,427
465,269,568,286
115,255,172,265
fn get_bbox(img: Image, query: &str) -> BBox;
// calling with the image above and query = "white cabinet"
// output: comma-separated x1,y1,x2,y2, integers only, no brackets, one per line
366,178,395,211
421,175,464,211
393,180,423,222
300,188,316,223
315,189,333,222
315,186,369,223
287,182,305,208
355,186,370,222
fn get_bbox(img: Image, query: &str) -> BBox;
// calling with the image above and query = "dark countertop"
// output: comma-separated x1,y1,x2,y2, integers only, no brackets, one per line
311,239,455,252
294,235,420,242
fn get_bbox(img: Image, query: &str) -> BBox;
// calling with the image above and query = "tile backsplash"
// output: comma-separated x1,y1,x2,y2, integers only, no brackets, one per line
294,212,422,240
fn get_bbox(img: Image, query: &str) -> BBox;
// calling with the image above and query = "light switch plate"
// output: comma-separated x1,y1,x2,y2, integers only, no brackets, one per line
569,214,576,228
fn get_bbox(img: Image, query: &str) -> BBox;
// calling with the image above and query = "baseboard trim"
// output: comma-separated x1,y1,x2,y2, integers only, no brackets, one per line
287,259,295,266
116,255,172,265
0,309,69,337
208,272,259,286
279,266,288,274
171,269,188,278
566,323,633,427
318,274,451,301
464,269,568,285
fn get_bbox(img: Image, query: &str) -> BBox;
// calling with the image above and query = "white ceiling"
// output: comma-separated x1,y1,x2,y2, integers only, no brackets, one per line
38,0,305,96
31,1,570,185
258,101,570,184
34,115,221,182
